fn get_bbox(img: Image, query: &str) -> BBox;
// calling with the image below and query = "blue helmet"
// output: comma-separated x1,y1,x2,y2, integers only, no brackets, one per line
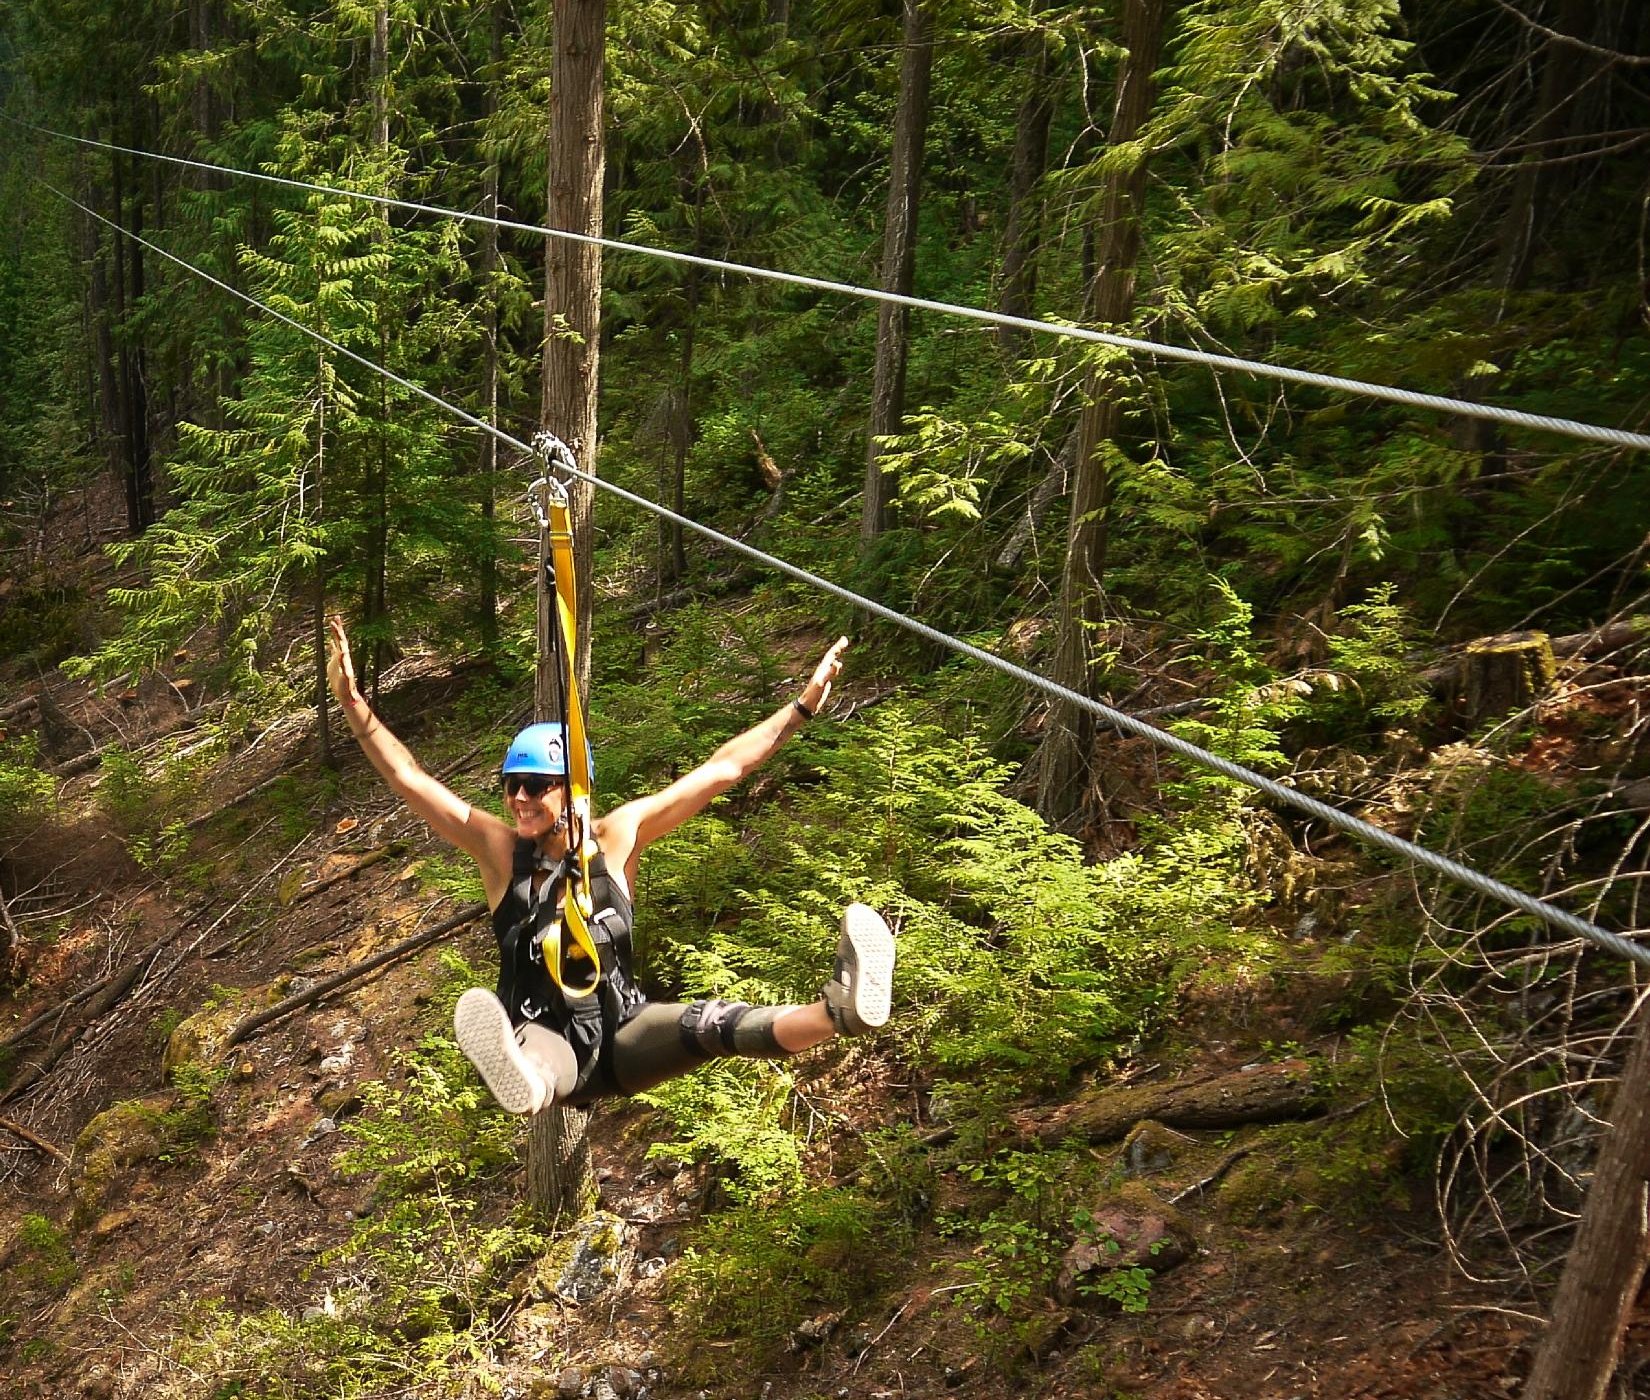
502,722,592,780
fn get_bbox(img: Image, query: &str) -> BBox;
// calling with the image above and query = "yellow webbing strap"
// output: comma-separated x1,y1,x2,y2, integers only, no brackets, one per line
542,489,602,997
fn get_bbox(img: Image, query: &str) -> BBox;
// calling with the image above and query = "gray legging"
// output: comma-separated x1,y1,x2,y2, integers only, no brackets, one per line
517,997,796,1105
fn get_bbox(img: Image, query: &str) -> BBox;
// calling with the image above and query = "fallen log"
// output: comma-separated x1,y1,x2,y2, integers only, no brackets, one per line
1548,618,1648,660
1015,1059,1320,1148
1,965,131,1052
49,699,231,779
0,951,155,1105
222,902,486,1050
0,693,41,726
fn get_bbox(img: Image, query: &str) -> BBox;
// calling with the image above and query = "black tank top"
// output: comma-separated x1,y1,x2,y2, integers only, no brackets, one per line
490,839,646,1085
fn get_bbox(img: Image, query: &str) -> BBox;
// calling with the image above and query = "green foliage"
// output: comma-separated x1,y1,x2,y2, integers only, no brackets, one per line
1080,1254,1155,1315
637,1060,805,1203
97,734,226,833
1315,584,1431,733
640,701,1211,1092
167,952,539,1397
1168,579,1298,789
876,408,1034,525
591,602,784,801
949,1150,1083,1317
143,1065,223,1164
337,952,522,1199
668,1185,894,1363
148,1007,187,1050
0,579,89,668
0,734,55,840
412,852,485,906
14,1213,78,1294
858,1122,938,1226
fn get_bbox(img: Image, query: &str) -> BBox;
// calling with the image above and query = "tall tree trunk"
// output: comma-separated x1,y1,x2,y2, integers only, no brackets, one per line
108,146,154,536
997,18,1055,357
362,2,392,698
1522,996,1650,1400
530,0,607,1226
539,0,604,688
189,0,212,144
660,176,700,593
127,143,155,530
860,0,933,544
85,198,124,491
314,364,333,770
476,0,505,651
1036,0,1168,828
1494,0,1597,304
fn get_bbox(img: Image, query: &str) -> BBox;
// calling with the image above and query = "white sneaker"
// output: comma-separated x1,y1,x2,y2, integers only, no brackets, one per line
453,987,549,1114
823,903,895,1036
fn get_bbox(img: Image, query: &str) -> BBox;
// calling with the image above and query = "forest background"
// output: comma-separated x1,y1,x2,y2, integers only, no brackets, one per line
1,1,1649,1397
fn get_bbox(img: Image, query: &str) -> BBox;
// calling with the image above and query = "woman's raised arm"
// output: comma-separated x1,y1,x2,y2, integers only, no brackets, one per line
600,636,849,880
326,617,515,901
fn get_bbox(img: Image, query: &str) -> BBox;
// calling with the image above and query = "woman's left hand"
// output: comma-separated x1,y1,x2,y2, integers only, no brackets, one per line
801,635,850,714
326,615,363,709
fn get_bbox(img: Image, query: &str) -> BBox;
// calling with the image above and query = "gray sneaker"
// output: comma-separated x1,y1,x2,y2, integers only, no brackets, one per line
453,987,549,1115
823,903,895,1036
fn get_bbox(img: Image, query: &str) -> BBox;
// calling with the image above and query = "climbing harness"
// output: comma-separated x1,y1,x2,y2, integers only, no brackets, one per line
492,836,647,1093
525,431,602,998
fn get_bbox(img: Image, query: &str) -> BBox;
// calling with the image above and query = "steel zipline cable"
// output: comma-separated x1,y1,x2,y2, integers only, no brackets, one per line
42,182,1650,973
16,118,1650,455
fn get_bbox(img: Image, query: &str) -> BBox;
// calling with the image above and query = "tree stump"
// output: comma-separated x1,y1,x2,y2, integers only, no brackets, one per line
528,1105,595,1225
1459,630,1555,723
1521,999,1650,1400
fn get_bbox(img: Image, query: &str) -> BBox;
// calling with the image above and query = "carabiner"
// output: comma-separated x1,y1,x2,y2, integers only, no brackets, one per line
527,431,577,529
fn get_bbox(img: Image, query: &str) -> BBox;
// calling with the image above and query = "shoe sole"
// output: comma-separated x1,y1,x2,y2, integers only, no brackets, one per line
840,902,895,1031
453,987,545,1115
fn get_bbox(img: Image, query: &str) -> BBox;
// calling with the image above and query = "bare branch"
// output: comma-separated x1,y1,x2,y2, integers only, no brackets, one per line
1485,0,1650,67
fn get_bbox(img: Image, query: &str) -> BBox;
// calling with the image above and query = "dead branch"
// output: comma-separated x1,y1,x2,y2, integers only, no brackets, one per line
1168,1145,1253,1205
221,902,486,1050
0,888,19,980
182,768,292,832
290,845,403,905
995,437,1071,573
0,1113,69,1163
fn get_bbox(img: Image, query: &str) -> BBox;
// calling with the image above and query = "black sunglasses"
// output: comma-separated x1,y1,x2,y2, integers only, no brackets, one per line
503,773,558,798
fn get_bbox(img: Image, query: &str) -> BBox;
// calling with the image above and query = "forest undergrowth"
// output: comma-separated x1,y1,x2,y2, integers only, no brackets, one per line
4,1,1650,1393
3,539,1647,1399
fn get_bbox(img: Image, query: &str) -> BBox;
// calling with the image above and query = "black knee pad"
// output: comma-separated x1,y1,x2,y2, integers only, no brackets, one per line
678,999,787,1059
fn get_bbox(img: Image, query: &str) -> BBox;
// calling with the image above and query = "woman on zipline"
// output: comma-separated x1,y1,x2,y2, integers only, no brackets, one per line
325,617,895,1114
